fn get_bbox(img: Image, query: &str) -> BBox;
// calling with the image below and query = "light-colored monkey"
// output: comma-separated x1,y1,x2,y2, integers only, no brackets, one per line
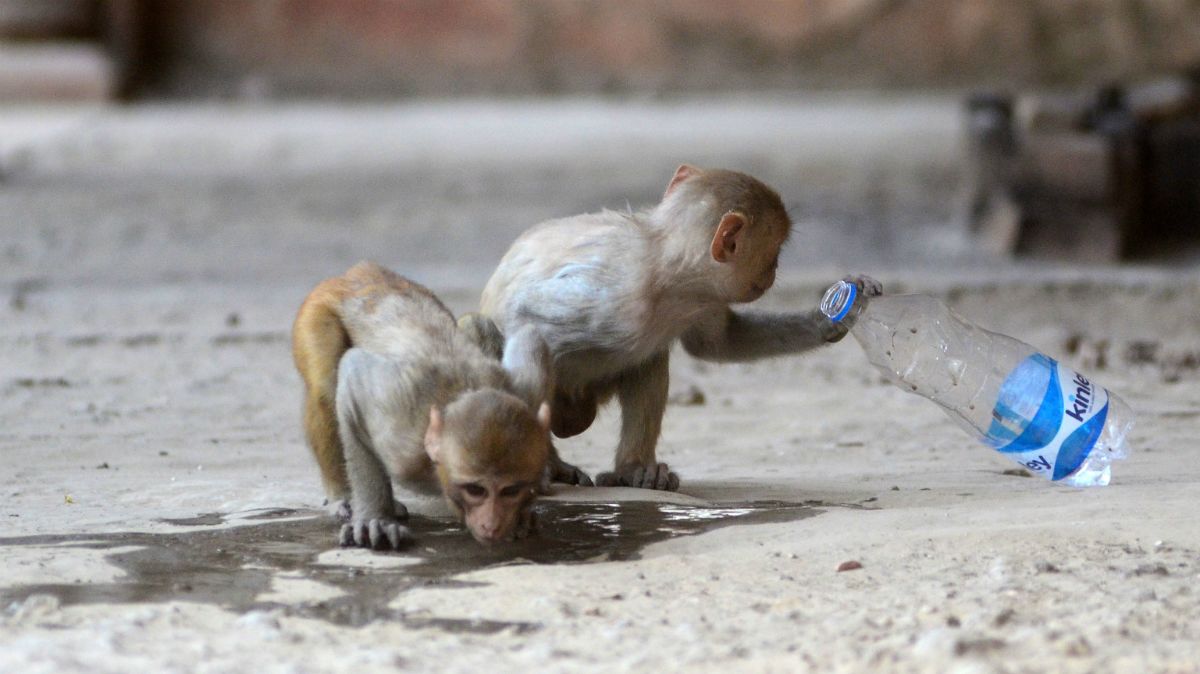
477,165,882,491
293,262,552,547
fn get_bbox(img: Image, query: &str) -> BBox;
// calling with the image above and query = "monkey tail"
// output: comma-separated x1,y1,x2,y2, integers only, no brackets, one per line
292,278,353,505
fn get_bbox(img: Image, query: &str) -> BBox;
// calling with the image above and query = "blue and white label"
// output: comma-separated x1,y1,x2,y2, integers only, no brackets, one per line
984,354,1109,481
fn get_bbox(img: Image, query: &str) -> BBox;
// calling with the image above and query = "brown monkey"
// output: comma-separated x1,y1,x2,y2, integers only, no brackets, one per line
479,165,881,491
293,262,552,547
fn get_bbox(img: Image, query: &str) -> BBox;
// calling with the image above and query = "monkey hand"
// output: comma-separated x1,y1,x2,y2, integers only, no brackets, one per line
541,455,594,492
821,274,883,342
339,517,413,550
845,274,883,299
596,462,680,491
513,506,539,540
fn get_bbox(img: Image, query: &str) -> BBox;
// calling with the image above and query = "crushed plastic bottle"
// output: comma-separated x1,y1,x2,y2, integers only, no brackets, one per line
821,281,1134,486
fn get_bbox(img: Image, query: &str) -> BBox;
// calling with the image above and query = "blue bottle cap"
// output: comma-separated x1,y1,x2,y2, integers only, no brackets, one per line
820,281,857,323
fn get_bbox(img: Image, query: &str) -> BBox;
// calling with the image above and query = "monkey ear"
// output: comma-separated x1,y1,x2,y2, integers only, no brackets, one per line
664,164,699,197
710,211,746,263
425,406,444,463
535,401,552,432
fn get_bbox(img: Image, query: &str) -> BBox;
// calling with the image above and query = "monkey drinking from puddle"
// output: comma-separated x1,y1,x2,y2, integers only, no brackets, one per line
472,165,881,492
293,262,552,548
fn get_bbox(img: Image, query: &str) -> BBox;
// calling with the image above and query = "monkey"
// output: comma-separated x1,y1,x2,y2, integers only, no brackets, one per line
292,262,552,548
478,165,882,491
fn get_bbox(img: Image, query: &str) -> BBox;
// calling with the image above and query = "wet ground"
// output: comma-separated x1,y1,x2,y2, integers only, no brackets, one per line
0,501,845,628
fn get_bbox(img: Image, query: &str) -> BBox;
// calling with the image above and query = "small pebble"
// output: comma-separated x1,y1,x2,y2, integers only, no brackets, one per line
837,560,863,572
993,608,1016,627
667,384,706,406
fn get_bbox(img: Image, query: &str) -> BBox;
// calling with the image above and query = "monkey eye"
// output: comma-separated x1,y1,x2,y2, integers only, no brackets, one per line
498,484,525,498
461,483,487,498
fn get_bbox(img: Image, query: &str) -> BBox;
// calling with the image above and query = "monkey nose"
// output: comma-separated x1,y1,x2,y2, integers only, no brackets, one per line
477,525,504,544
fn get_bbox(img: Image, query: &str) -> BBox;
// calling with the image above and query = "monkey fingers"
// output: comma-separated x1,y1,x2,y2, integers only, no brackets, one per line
513,507,538,540
338,518,413,550
596,462,680,491
820,320,852,343
538,445,593,493
826,274,884,340
843,274,883,298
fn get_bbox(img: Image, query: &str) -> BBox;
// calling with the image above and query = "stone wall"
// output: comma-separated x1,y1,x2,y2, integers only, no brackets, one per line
5,0,1200,99
129,0,1200,98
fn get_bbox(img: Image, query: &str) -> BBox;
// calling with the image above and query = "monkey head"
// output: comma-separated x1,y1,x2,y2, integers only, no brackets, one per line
424,390,551,545
709,209,790,303
661,164,792,304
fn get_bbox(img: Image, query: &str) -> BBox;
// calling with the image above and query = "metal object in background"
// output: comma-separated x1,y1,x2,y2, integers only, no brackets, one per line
965,71,1200,262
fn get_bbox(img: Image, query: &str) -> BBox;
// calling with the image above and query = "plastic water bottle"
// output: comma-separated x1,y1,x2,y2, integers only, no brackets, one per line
820,281,1134,486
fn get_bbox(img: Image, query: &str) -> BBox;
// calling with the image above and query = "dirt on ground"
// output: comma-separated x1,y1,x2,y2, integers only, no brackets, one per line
2,100,1198,674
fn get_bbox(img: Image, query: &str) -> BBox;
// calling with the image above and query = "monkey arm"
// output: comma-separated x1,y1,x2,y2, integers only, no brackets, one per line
335,350,399,523
501,324,555,408
335,349,414,549
681,275,882,362
680,307,844,363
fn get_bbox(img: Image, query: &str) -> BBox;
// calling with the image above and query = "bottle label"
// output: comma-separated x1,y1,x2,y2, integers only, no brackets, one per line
984,354,1109,481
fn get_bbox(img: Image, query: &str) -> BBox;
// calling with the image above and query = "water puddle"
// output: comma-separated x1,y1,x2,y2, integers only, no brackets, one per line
0,500,838,628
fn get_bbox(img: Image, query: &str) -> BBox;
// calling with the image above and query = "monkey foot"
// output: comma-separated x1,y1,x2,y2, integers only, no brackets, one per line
595,462,680,491
324,498,353,522
338,518,413,550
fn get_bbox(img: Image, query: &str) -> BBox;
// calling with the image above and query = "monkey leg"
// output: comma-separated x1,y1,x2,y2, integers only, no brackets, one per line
335,349,414,550
303,391,353,520
292,285,353,517
596,351,680,491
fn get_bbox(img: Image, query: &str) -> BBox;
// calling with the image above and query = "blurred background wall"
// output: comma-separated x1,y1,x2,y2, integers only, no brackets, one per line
3,0,1200,101
2,1,1197,272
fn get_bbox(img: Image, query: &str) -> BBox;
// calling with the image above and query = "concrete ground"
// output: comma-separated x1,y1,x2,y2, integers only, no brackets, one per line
1,98,1198,674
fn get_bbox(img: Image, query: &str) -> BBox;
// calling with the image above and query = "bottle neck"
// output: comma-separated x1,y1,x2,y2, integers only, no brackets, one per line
820,280,860,324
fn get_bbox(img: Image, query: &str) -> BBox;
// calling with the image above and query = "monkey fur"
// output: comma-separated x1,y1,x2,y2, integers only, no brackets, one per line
477,165,882,491
293,262,551,548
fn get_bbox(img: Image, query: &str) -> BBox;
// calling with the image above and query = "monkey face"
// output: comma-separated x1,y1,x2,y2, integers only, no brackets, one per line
729,235,783,303
454,478,537,545
738,250,780,302
426,391,552,546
